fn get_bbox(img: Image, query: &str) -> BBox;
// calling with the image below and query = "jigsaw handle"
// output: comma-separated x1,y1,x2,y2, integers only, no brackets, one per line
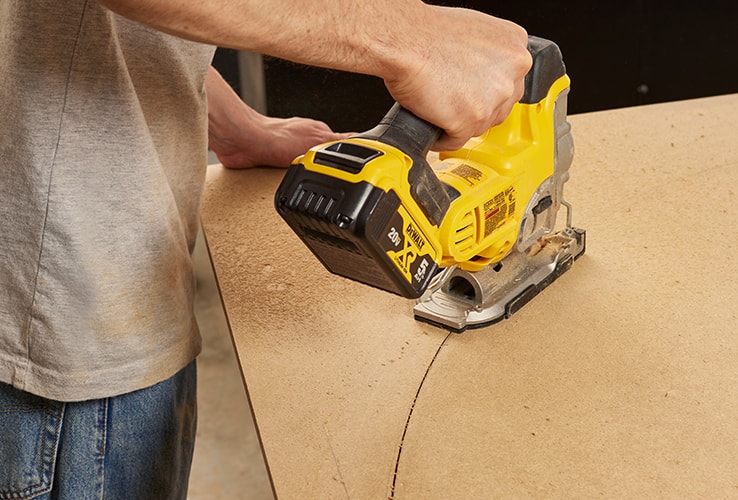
371,102,443,157
358,103,450,226
522,36,566,104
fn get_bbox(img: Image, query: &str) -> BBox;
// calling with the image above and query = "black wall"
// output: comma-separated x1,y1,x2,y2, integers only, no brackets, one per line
214,2,738,132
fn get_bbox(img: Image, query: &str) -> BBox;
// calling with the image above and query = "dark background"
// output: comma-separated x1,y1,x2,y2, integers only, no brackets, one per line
213,1,738,132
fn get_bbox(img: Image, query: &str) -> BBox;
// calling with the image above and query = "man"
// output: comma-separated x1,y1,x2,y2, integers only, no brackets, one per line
0,0,530,497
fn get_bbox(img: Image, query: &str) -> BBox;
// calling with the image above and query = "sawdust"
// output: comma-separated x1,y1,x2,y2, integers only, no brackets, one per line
526,231,571,258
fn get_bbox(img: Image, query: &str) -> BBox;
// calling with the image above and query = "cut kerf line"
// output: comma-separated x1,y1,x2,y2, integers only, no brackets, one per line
388,332,453,499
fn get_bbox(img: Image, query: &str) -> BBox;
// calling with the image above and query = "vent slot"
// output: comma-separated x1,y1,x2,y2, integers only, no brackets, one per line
291,188,339,222
452,211,476,254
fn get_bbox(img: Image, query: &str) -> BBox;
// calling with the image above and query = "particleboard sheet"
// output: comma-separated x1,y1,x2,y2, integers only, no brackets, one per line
200,94,738,499
200,167,449,499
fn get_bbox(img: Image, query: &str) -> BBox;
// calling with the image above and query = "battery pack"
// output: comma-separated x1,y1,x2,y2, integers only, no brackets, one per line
275,162,440,298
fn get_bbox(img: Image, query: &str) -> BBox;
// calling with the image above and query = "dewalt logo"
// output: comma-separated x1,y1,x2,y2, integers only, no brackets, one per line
405,223,426,251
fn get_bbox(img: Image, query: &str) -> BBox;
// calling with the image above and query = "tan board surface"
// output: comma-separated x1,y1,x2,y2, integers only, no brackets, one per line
201,166,450,499
201,94,738,498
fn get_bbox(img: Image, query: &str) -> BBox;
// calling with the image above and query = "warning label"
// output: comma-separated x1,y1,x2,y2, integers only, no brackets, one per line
449,163,483,186
483,187,516,237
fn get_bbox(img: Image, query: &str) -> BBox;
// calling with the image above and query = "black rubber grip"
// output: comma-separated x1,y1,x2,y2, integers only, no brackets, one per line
357,103,450,226
522,36,566,104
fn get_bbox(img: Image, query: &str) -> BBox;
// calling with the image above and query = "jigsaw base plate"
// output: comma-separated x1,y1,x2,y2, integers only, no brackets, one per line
413,227,586,332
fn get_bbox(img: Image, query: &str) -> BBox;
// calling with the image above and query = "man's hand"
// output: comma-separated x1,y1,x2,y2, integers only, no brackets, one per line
384,7,531,151
212,115,352,169
207,67,350,169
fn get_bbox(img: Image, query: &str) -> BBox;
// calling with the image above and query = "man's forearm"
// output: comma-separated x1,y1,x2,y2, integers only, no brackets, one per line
99,0,424,83
100,0,531,150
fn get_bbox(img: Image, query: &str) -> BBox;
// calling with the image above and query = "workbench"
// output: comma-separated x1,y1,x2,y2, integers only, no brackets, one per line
200,94,738,498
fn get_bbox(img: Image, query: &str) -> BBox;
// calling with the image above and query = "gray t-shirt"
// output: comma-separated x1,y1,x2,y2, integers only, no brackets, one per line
0,0,216,401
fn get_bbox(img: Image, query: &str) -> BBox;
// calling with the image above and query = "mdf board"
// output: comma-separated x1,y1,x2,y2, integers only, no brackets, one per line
200,94,738,498
200,168,446,499
393,95,738,497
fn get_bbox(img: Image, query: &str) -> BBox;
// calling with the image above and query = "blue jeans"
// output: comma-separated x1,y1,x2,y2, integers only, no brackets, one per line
0,361,197,500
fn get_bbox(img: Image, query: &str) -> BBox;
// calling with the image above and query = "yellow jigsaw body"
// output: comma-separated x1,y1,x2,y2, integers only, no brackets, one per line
276,36,585,325
294,73,569,285
434,74,570,271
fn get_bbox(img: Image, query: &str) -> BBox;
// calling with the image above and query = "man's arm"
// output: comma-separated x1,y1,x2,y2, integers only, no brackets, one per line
206,66,350,168
100,0,531,150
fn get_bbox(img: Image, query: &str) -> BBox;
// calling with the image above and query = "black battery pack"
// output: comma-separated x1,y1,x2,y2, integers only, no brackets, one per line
275,163,439,298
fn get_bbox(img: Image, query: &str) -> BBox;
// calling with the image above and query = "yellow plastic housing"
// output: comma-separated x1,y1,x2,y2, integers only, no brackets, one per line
434,73,570,271
295,73,569,283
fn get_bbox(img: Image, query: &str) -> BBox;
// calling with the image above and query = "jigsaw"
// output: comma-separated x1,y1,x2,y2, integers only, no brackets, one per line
275,36,585,332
